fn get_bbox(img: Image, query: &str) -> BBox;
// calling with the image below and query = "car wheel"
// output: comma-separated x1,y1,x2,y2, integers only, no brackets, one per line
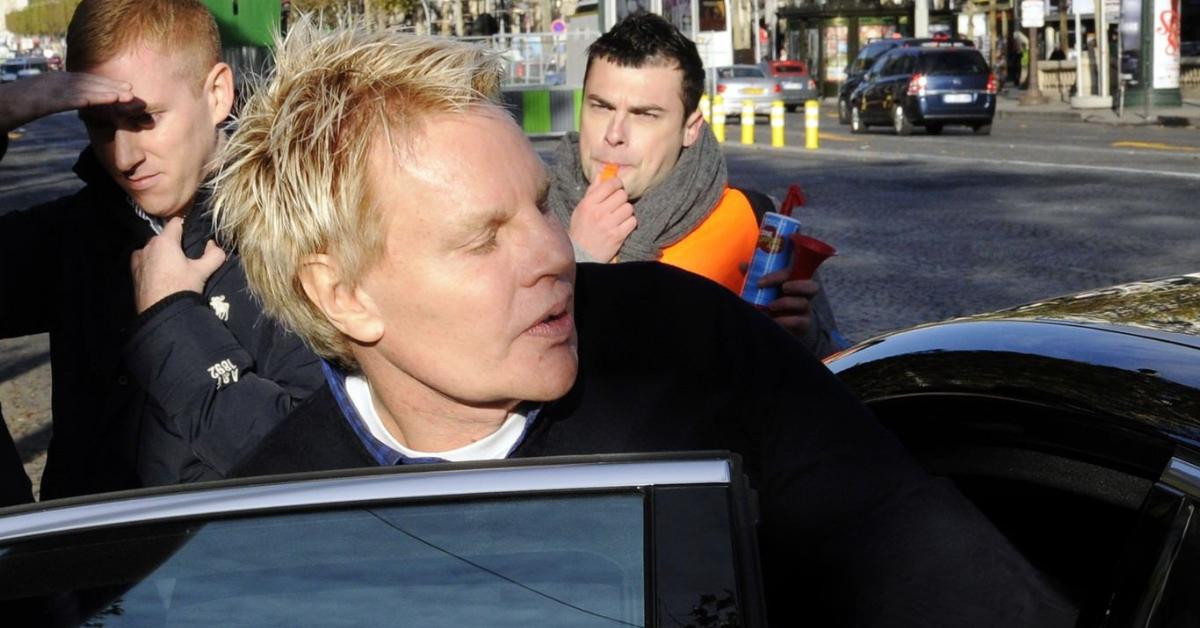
850,107,866,134
893,105,913,136
925,123,943,135
973,122,993,135
837,98,849,124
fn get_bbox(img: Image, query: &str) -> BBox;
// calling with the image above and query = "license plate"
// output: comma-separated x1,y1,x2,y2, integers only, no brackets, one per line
784,82,804,90
741,87,765,95
943,93,973,104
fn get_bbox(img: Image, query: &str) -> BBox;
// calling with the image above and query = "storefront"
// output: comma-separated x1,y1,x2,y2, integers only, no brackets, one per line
778,0,958,96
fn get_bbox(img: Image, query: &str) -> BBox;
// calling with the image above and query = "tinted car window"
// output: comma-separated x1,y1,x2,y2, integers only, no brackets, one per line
852,42,898,74
0,493,646,627
922,51,989,75
879,53,904,76
729,67,765,78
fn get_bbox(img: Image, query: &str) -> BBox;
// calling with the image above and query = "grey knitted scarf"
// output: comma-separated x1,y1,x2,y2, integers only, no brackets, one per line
547,124,728,262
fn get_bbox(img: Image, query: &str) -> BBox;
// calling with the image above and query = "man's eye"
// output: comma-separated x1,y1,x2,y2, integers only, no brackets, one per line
471,232,499,254
636,111,658,119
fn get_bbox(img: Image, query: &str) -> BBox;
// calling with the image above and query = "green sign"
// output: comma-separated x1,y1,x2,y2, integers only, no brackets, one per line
201,0,281,48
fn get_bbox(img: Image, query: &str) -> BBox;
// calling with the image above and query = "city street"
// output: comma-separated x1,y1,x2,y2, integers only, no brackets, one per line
715,110,1200,338
4,110,1200,490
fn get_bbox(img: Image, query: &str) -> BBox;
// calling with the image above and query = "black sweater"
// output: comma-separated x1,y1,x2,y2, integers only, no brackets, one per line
236,262,1074,627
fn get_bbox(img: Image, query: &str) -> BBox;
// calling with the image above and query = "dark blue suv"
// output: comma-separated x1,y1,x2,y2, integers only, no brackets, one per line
836,36,974,125
848,46,996,136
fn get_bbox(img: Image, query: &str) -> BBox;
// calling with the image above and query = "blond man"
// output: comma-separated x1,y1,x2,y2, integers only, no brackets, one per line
0,0,322,499
215,21,1074,627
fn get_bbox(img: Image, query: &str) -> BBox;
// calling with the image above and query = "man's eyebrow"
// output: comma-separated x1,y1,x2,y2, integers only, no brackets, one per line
587,93,666,115
628,104,667,115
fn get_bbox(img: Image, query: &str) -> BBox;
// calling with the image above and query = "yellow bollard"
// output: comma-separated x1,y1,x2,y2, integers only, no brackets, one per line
740,100,755,145
712,95,726,143
699,94,711,125
770,100,785,148
804,99,819,150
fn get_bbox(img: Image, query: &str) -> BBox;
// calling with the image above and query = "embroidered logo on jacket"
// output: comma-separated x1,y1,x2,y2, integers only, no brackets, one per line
208,359,240,388
209,295,230,321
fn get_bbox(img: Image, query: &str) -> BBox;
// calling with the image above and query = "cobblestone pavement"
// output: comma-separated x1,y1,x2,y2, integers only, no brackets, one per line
5,113,1200,499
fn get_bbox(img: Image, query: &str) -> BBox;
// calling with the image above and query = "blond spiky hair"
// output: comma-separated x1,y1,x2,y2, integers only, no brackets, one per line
211,18,504,368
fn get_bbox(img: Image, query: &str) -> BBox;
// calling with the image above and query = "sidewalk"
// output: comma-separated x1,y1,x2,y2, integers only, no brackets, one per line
994,87,1200,128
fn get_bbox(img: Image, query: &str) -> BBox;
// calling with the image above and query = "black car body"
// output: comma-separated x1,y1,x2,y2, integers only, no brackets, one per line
849,46,996,135
828,273,1200,626
836,37,974,124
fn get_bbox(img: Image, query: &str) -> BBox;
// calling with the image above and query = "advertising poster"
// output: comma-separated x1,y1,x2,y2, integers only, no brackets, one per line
1152,0,1181,88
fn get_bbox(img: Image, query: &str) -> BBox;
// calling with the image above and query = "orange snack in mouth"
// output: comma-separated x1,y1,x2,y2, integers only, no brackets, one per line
600,163,619,182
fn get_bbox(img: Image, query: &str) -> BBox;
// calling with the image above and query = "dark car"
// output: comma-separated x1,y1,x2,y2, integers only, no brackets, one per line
828,273,1200,626
836,36,975,124
761,59,818,111
0,454,766,626
848,46,996,135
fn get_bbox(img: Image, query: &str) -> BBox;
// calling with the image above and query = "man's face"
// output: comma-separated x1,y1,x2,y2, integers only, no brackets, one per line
356,107,578,407
79,46,230,218
578,57,704,200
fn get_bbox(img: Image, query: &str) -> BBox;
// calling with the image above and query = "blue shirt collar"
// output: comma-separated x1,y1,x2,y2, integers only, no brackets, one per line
320,361,538,466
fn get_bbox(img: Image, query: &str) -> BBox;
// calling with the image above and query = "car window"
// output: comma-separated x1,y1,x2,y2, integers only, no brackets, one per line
868,53,893,76
921,51,989,75
899,55,917,75
733,67,766,78
0,492,647,627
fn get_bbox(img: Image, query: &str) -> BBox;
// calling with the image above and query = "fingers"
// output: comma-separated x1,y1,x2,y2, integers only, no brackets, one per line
757,267,791,287
771,315,812,336
767,295,812,316
195,240,228,279
779,278,820,298
162,216,185,243
616,212,638,239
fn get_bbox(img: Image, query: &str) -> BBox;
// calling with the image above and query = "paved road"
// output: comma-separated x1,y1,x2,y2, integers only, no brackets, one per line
711,114,1200,339
4,111,1199,494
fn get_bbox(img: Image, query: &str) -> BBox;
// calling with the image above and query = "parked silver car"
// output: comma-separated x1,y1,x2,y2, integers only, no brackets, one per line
711,65,781,117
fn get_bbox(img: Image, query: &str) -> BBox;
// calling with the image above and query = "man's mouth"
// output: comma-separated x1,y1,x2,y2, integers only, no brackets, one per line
125,173,160,191
526,299,574,339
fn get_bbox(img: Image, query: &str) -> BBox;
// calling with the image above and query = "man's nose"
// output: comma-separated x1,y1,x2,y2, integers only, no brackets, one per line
112,128,145,175
523,209,574,284
603,113,626,147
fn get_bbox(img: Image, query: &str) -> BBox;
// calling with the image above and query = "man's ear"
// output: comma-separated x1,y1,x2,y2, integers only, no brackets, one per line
204,62,235,126
298,254,385,344
681,107,705,148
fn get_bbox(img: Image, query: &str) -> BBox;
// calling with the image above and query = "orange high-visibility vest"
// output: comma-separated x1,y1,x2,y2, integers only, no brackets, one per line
659,187,759,293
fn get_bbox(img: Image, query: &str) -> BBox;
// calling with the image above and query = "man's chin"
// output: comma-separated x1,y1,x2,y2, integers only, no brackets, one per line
522,351,579,402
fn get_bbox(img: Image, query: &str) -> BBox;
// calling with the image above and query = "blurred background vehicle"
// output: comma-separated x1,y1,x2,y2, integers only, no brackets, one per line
838,36,975,125
0,57,48,83
849,46,996,136
761,60,817,111
710,64,781,117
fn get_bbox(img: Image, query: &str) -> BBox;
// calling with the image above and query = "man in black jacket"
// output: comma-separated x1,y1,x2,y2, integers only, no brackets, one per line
0,0,323,499
213,22,1074,627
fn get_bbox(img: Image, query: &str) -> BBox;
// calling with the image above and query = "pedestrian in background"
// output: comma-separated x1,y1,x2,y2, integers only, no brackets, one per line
547,14,843,356
0,0,322,500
